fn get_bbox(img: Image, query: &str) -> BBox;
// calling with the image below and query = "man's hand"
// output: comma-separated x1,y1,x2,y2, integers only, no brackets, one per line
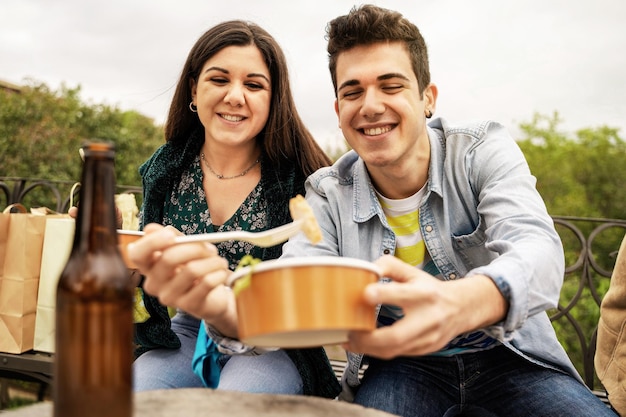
342,255,508,359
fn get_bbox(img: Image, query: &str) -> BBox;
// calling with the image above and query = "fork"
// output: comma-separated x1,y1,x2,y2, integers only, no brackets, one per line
172,219,304,248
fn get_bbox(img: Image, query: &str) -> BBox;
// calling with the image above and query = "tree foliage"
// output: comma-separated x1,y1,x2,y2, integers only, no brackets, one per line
517,111,626,220
0,79,165,187
517,112,626,387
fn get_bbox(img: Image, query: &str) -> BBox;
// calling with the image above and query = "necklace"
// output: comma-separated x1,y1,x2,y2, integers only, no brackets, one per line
200,152,260,180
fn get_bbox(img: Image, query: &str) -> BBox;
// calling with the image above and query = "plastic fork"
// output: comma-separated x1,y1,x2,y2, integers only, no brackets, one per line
172,219,304,248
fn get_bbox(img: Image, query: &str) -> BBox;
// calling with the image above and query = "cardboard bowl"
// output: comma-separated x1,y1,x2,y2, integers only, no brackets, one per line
227,256,380,348
117,230,143,269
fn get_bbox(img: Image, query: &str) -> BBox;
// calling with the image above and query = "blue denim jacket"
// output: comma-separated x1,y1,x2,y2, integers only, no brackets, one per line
281,118,580,396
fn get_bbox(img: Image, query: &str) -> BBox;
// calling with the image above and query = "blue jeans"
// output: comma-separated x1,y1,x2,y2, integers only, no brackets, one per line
218,349,303,394
354,346,617,417
134,313,303,394
133,313,204,391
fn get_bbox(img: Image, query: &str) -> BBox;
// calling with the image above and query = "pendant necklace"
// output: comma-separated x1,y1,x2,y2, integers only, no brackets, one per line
200,152,260,180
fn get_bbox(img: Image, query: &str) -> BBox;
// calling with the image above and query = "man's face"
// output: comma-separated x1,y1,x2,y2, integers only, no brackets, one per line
334,42,435,174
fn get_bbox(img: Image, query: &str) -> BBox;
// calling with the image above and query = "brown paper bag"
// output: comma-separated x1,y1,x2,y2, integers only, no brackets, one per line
0,204,47,353
33,216,75,352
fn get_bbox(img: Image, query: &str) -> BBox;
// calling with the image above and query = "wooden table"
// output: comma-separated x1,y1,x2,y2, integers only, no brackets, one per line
1,388,399,416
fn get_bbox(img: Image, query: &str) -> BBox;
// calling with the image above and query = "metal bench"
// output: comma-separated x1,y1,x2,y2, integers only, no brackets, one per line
0,351,52,408
1,177,625,410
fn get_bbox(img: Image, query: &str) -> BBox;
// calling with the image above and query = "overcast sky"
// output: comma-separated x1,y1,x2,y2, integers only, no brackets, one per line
2,0,625,149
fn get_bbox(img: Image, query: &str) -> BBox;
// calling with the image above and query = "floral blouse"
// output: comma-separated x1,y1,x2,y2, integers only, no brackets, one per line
162,156,268,271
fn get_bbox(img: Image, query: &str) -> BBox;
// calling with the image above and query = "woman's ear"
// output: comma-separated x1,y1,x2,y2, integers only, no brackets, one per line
190,79,198,103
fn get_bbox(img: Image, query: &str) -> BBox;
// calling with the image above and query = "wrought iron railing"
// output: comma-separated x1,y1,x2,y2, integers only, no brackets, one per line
550,216,626,390
1,177,625,392
0,176,142,213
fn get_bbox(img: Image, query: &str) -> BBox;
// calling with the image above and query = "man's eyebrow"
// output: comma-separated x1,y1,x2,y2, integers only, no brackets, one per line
378,73,411,82
337,79,360,92
337,73,411,92
203,67,270,84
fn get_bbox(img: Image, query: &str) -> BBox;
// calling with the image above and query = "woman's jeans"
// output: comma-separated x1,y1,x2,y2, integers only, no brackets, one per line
133,313,303,394
354,345,617,417
218,350,303,394
133,313,204,391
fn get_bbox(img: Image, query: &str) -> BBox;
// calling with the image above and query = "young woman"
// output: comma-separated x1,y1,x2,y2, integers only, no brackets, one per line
132,20,339,399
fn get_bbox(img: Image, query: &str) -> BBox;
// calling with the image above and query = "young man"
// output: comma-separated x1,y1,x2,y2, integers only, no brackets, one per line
278,4,616,416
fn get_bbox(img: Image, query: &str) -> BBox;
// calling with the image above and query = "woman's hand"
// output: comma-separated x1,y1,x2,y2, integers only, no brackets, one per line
68,205,123,229
128,223,239,337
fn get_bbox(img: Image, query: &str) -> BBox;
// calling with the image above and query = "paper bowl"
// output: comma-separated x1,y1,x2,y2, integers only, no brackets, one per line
227,256,380,348
117,230,143,269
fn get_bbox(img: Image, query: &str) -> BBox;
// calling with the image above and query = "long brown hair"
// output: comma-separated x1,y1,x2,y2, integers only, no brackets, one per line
165,20,331,175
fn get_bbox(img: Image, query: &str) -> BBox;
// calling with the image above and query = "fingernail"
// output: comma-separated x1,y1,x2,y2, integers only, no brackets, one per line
364,284,378,302
159,228,177,239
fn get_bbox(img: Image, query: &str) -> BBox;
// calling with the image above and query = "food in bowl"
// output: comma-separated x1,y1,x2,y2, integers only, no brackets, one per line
117,230,143,269
289,195,321,244
228,256,380,348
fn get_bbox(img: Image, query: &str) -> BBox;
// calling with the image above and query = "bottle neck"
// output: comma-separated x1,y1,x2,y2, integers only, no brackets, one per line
73,147,119,250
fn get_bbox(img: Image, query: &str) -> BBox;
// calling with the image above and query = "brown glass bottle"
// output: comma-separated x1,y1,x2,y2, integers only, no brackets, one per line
54,141,133,417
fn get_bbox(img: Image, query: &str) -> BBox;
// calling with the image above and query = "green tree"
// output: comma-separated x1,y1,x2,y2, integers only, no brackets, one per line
0,79,164,187
517,112,626,220
517,112,626,388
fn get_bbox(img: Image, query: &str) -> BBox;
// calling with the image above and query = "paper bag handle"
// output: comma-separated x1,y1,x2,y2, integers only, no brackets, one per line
69,182,81,212
3,203,27,214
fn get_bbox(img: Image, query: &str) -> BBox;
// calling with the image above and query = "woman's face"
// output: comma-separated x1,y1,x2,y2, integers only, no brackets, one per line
191,45,271,147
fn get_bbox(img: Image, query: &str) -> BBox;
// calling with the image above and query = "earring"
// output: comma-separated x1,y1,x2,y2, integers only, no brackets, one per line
189,101,198,113
425,109,433,119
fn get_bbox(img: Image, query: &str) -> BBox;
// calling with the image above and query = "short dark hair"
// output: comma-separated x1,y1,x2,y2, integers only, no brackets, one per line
326,4,430,96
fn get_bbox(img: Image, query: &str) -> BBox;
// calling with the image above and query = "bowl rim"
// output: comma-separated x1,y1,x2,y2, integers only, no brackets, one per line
117,229,143,236
227,256,381,287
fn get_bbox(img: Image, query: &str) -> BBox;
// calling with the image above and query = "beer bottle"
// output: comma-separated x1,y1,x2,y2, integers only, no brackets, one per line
54,141,133,417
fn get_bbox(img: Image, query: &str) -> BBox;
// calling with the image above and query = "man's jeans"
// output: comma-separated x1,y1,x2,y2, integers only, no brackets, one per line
354,345,616,416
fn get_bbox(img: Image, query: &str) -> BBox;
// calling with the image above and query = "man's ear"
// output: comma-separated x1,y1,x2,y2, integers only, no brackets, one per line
334,99,339,118
424,83,438,113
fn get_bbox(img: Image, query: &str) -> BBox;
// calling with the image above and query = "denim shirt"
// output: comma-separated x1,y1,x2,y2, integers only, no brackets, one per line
281,118,581,397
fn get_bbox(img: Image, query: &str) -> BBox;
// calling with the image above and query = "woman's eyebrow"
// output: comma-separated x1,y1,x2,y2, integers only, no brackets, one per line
248,73,270,83
204,66,228,74
204,67,269,83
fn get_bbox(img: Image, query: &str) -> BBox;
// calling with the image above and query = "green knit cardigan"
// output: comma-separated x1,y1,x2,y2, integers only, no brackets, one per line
133,129,340,399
